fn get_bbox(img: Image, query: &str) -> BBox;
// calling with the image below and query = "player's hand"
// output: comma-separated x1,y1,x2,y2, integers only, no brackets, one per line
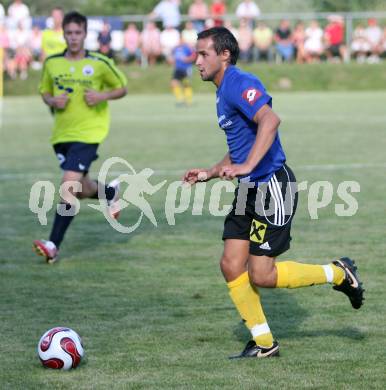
182,169,211,185
84,89,107,106
53,93,69,110
219,163,251,180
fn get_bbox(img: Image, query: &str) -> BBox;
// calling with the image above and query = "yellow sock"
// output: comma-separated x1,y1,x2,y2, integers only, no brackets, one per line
184,86,193,105
228,272,273,347
172,85,183,102
276,261,345,288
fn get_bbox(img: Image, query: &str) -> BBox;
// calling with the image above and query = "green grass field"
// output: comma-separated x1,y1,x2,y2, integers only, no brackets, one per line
1,92,386,389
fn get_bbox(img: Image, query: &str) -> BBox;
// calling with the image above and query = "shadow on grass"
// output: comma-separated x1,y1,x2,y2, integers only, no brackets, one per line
231,288,365,342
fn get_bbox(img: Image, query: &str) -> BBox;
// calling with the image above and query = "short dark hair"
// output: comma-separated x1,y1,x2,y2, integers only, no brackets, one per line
197,27,239,65
62,11,88,32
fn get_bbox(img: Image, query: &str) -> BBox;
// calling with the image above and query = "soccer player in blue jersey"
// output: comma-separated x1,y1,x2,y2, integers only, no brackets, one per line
170,37,196,106
183,27,364,358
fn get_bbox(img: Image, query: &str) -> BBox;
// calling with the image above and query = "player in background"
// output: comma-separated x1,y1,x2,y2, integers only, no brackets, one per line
41,7,66,60
183,27,364,358
170,36,196,106
33,11,127,264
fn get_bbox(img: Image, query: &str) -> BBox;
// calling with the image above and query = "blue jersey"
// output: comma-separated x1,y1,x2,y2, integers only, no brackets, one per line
173,44,194,71
216,66,286,183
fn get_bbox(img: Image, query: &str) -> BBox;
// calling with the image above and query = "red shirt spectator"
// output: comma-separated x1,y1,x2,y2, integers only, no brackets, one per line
211,0,226,27
324,16,344,46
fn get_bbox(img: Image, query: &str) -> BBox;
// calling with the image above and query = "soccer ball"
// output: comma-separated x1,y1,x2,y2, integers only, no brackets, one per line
37,327,84,370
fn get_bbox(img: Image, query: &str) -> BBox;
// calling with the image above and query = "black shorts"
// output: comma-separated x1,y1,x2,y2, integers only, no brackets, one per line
53,142,99,174
172,69,191,81
222,164,298,257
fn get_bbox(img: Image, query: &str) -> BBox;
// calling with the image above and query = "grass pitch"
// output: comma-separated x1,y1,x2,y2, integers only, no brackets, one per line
1,92,385,389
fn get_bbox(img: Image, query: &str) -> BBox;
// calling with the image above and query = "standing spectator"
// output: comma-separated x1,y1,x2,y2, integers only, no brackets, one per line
98,20,113,58
365,18,382,62
211,0,226,27
150,0,181,30
237,18,253,62
253,21,273,62
324,15,347,62
236,0,260,28
29,25,42,68
292,21,306,63
304,20,323,63
141,21,161,66
7,0,30,29
181,21,198,48
188,0,209,33
351,24,370,63
160,25,180,62
274,19,294,62
123,23,141,63
41,7,66,60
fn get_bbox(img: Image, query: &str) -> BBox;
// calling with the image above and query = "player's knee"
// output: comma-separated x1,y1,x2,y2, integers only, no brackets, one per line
248,264,276,288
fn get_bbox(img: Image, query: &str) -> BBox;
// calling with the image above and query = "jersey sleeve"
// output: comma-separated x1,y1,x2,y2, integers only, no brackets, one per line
228,75,272,121
101,57,127,89
38,60,53,95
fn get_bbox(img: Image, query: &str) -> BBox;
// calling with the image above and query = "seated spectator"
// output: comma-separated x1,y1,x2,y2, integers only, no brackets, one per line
236,0,261,28
160,25,180,62
150,0,181,30
351,24,370,63
29,25,42,68
9,21,31,79
224,20,239,41
304,20,323,63
0,23,13,78
141,22,162,66
237,18,253,62
7,0,31,29
123,23,141,63
253,21,273,62
188,0,209,33
293,21,306,63
324,14,347,62
381,26,386,59
274,19,294,62
365,18,382,62
41,7,66,60
211,0,226,27
98,20,113,58
181,21,198,48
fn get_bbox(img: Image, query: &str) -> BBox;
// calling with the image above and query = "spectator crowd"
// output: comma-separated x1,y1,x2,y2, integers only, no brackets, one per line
1,0,386,80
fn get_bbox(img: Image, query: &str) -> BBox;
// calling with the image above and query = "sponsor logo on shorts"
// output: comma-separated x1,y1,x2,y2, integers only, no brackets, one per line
250,219,267,243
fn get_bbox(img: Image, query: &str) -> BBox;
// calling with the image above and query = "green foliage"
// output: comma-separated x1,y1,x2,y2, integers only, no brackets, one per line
312,0,386,12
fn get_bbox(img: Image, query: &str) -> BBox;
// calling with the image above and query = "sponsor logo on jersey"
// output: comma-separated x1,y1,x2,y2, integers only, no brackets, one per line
82,65,94,76
242,87,262,105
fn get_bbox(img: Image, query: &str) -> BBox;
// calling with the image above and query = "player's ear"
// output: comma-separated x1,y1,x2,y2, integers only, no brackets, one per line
221,49,231,63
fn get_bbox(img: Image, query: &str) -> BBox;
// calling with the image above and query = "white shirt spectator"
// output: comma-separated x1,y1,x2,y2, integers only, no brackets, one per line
365,23,382,48
160,26,180,59
152,0,181,29
236,0,261,20
7,0,31,29
304,24,323,54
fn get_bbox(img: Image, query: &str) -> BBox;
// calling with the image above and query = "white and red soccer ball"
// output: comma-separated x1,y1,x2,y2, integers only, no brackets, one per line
37,327,84,370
